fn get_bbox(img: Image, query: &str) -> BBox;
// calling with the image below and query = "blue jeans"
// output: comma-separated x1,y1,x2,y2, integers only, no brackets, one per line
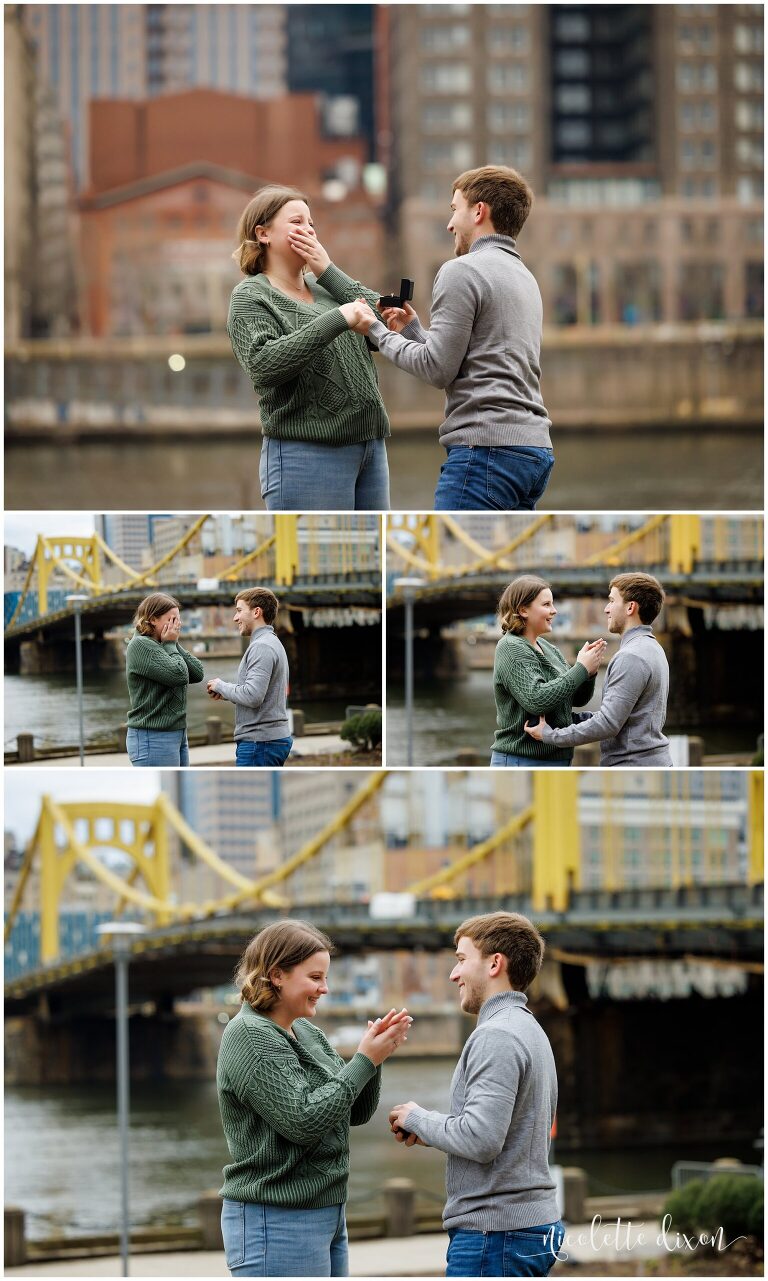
221,1200,348,1277
446,1222,565,1277
434,446,554,510
490,751,572,768
126,727,189,767
235,737,293,767
260,436,390,510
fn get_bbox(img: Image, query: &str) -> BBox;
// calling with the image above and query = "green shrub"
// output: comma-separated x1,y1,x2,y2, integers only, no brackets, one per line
663,1179,705,1234
340,709,382,751
697,1175,763,1243
663,1174,763,1244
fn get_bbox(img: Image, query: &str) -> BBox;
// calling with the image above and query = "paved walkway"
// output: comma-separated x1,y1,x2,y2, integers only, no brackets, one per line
11,735,352,768
6,1222,683,1276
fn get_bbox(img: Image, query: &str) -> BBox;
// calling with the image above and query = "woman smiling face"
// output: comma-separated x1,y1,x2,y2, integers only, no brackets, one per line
261,199,315,265
269,950,331,1029
519,588,557,640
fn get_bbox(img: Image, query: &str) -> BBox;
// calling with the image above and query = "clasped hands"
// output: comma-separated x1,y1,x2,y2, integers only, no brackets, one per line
524,637,607,741
286,225,416,336
206,679,224,701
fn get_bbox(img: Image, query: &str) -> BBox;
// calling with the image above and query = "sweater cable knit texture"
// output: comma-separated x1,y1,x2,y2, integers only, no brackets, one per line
227,264,390,445
493,634,595,759
125,633,204,731
217,1003,380,1208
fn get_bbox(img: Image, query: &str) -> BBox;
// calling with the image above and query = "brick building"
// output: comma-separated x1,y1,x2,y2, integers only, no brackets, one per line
79,89,385,336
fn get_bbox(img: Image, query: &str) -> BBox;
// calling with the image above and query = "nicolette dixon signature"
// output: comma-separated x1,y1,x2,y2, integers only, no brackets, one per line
544,1215,748,1261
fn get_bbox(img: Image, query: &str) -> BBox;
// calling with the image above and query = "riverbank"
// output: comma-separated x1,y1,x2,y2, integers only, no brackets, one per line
6,426,763,511
4,735,380,767
7,1223,761,1277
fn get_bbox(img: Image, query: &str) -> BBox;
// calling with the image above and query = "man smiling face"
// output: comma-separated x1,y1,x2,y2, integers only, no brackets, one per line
450,934,502,1015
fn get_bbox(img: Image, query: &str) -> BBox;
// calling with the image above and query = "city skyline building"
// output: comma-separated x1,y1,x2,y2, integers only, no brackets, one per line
94,514,173,568
385,3,763,325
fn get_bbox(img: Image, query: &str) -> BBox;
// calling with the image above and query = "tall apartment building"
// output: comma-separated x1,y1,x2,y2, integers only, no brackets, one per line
385,4,763,325
286,5,376,157
95,514,173,568
164,773,281,889
22,4,288,188
22,5,147,187
145,4,286,99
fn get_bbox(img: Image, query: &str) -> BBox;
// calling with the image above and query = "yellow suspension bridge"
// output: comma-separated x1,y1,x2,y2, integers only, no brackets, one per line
5,774,763,1013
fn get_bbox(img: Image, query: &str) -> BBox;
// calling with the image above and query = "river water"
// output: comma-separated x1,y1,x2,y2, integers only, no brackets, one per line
4,659,350,752
5,428,763,511
4,1060,757,1242
385,671,756,766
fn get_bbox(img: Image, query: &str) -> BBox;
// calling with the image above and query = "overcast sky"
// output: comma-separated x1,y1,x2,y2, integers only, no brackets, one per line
5,513,97,556
4,771,161,846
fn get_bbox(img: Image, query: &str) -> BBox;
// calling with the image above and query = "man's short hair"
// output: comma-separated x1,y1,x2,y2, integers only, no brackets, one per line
452,165,534,238
455,911,545,991
609,573,665,625
235,586,279,624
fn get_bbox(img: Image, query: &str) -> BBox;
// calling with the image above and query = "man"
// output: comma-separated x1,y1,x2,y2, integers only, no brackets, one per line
524,572,672,767
355,165,553,511
388,912,563,1278
207,587,292,767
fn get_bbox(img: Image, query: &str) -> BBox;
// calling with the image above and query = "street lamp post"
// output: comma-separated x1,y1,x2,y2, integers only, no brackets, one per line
393,579,424,766
65,595,89,766
96,921,146,1278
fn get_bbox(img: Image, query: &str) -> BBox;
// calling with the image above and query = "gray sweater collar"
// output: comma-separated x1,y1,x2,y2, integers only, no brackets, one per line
619,624,654,650
248,625,276,645
469,234,520,259
477,990,529,1024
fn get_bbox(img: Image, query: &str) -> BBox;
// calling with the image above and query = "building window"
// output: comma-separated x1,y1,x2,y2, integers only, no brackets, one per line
555,48,590,76
737,175,763,202
615,261,662,324
486,140,531,169
421,63,472,93
488,26,529,54
420,24,470,52
422,140,474,171
734,61,763,91
736,136,764,167
554,12,590,40
552,263,578,325
423,102,473,131
487,64,529,93
735,99,763,130
557,120,591,149
487,102,530,132
744,262,763,318
556,84,591,112
678,262,725,321
734,23,763,53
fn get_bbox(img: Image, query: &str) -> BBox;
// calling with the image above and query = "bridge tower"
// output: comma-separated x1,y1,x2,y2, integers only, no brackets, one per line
37,798,174,963
668,514,702,574
34,535,102,615
531,774,580,912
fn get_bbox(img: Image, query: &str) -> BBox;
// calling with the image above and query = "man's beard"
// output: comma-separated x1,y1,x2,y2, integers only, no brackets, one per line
461,977,486,1015
453,233,470,257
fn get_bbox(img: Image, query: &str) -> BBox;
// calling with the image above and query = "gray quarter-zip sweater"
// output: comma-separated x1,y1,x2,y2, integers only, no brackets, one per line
211,626,290,742
541,624,672,766
405,991,559,1233
366,234,552,449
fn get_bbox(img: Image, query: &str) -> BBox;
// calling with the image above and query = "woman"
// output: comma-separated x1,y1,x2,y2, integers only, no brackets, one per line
228,185,391,511
217,920,412,1277
125,593,205,767
491,575,605,767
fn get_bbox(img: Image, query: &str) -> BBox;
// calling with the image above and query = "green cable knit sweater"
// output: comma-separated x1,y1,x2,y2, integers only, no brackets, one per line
227,263,391,445
492,634,596,760
217,1003,381,1207
125,633,205,731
